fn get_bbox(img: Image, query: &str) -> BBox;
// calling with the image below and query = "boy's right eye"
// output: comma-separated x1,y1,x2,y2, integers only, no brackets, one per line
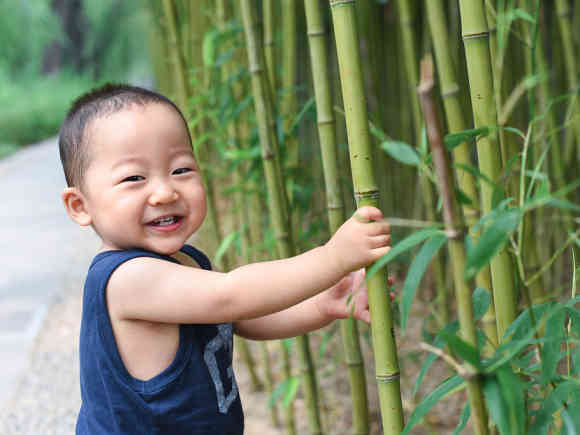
121,175,144,183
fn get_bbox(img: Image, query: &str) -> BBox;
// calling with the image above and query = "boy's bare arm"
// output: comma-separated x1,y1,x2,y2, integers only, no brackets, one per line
234,269,378,340
107,207,390,325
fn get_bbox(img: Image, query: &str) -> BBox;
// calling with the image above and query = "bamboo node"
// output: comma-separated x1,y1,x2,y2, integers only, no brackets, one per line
307,30,327,38
317,118,335,126
462,31,489,41
376,373,400,383
249,66,265,75
445,227,466,240
441,84,460,99
345,361,364,368
330,0,355,8
355,191,380,202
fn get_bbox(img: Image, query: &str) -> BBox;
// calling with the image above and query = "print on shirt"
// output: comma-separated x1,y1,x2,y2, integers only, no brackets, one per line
203,323,239,414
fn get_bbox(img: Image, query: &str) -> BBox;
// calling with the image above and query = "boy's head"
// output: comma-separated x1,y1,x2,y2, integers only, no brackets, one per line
59,83,191,189
60,83,206,255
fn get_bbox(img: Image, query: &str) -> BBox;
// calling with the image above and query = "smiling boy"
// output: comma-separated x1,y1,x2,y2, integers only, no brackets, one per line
59,84,392,434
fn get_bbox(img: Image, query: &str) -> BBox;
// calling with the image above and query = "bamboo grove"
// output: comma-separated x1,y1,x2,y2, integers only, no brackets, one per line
148,0,580,434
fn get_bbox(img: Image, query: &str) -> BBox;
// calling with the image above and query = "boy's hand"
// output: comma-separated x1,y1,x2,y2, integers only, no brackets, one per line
315,269,395,323
325,206,391,275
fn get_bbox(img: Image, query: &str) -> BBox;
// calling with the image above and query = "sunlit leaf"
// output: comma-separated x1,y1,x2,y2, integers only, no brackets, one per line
381,140,421,166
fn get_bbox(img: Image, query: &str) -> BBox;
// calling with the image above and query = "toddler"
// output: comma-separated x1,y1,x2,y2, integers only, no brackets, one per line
59,83,391,434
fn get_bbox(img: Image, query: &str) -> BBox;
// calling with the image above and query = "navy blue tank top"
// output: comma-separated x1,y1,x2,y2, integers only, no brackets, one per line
76,245,244,434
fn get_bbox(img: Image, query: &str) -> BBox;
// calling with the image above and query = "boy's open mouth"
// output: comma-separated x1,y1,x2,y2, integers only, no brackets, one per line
148,216,182,227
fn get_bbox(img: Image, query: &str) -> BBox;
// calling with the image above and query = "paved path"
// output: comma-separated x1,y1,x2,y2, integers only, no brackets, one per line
0,138,99,407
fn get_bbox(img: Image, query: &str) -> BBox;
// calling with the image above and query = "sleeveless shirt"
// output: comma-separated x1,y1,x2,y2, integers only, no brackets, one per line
76,245,244,434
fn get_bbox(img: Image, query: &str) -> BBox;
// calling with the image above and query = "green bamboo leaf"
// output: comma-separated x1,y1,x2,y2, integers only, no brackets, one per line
444,127,490,151
401,235,447,332
472,287,491,321
403,376,465,435
465,210,521,280
202,29,219,67
483,375,510,435
541,309,567,384
289,97,315,136
282,376,300,408
484,366,526,435
413,322,459,397
224,146,261,161
214,231,238,266
439,331,481,368
454,403,471,435
381,140,421,166
497,366,526,434
561,408,579,435
366,228,445,283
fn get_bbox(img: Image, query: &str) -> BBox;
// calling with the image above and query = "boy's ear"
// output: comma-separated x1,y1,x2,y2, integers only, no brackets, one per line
62,187,92,226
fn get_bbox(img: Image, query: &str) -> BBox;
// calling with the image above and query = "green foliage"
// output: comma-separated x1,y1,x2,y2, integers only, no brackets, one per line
0,72,96,148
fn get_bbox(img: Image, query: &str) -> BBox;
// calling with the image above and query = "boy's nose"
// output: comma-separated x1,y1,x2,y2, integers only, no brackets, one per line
149,182,179,205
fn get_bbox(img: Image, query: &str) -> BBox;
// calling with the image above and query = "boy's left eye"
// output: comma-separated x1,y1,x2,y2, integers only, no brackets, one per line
172,168,192,175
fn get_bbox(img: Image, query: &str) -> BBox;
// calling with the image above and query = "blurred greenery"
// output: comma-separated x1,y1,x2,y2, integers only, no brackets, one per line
0,0,152,156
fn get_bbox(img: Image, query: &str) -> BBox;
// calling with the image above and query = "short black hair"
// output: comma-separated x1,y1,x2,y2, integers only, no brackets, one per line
58,83,191,188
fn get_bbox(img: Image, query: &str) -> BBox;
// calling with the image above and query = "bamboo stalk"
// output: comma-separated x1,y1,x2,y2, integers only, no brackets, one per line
397,0,448,330
555,0,580,160
240,2,323,433
418,56,490,435
425,0,499,351
281,0,300,173
458,0,519,341
304,1,369,433
263,0,277,102
329,1,404,432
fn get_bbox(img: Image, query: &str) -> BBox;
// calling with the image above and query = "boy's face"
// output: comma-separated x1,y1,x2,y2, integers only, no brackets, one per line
63,103,206,255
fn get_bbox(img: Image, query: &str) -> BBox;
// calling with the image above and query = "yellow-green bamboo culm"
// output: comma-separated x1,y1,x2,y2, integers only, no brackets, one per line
555,0,580,161
397,0,448,329
215,0,265,393
240,2,323,434
329,1,404,433
418,56,490,435
425,0,498,352
304,1,369,433
458,0,518,342
263,0,277,102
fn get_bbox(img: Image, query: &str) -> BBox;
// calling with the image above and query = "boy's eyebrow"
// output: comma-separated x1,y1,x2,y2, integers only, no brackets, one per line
111,156,146,169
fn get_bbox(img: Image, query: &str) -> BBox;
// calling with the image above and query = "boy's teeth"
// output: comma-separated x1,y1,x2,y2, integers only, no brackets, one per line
152,216,177,226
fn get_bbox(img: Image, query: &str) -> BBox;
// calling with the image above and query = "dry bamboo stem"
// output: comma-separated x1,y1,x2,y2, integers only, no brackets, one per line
418,56,490,435
425,0,499,352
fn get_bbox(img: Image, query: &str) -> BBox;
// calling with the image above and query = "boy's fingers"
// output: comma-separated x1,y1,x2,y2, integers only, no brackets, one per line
370,234,391,249
353,206,383,223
